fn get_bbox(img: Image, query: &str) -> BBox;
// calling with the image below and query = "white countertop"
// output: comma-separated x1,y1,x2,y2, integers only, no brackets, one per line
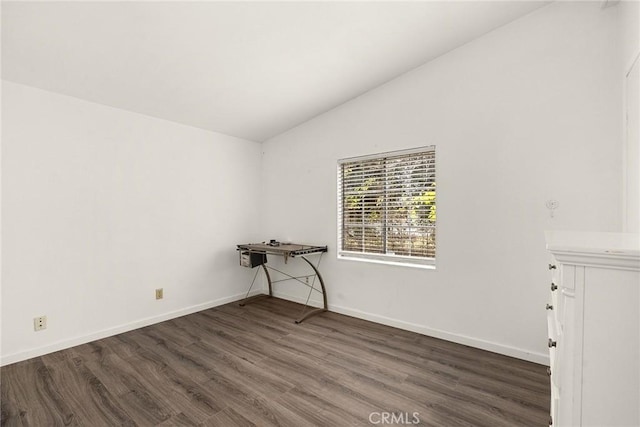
545,230,640,257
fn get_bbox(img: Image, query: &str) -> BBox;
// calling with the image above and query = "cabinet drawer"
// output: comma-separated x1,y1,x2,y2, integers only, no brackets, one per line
548,260,559,284
548,285,561,334
547,311,558,382
550,393,559,426
547,308,558,341
549,281,559,311
550,382,559,425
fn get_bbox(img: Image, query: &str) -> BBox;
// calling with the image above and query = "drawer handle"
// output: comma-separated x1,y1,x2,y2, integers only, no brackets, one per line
546,367,551,376
548,264,557,270
549,415,553,425
546,304,553,310
548,339,557,348
551,283,557,291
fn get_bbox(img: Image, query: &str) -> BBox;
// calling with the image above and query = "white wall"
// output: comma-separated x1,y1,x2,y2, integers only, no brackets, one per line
1,81,262,365
618,3,640,414
0,5,4,362
620,0,640,232
261,1,622,363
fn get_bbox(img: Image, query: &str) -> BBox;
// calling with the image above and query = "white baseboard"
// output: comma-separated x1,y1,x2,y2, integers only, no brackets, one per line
273,291,549,366
3,289,549,367
0,290,263,366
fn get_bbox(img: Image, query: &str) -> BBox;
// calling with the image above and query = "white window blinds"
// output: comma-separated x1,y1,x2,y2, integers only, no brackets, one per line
337,146,436,267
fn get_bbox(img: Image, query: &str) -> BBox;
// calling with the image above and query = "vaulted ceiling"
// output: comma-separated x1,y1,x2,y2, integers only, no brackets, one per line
2,1,549,142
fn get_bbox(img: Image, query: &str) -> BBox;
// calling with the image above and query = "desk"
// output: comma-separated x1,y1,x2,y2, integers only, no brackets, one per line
237,243,328,323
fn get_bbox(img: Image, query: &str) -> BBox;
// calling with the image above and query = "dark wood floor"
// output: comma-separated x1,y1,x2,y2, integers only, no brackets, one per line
1,297,550,426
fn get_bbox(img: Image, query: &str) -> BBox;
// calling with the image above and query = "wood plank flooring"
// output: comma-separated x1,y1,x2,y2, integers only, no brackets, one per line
1,297,550,426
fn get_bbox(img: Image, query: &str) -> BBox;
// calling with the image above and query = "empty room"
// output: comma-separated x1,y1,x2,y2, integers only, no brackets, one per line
1,1,639,426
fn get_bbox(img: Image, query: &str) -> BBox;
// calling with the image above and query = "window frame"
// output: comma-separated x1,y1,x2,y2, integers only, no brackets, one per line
337,146,436,269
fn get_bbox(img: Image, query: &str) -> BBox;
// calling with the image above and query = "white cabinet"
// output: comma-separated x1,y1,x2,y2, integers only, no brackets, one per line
545,231,640,427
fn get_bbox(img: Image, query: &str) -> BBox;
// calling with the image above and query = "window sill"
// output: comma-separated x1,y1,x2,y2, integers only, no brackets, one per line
337,254,436,270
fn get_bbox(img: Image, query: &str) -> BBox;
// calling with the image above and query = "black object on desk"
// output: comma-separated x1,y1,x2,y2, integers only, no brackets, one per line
236,242,328,323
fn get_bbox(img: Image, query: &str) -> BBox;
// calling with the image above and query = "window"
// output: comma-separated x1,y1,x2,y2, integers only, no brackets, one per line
337,146,436,268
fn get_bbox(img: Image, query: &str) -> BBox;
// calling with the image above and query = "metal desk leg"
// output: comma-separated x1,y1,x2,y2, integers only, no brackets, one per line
263,264,273,296
295,256,328,323
239,263,272,306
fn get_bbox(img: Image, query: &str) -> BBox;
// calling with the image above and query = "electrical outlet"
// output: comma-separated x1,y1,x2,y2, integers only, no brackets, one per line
305,276,309,284
34,316,47,331
156,288,164,300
